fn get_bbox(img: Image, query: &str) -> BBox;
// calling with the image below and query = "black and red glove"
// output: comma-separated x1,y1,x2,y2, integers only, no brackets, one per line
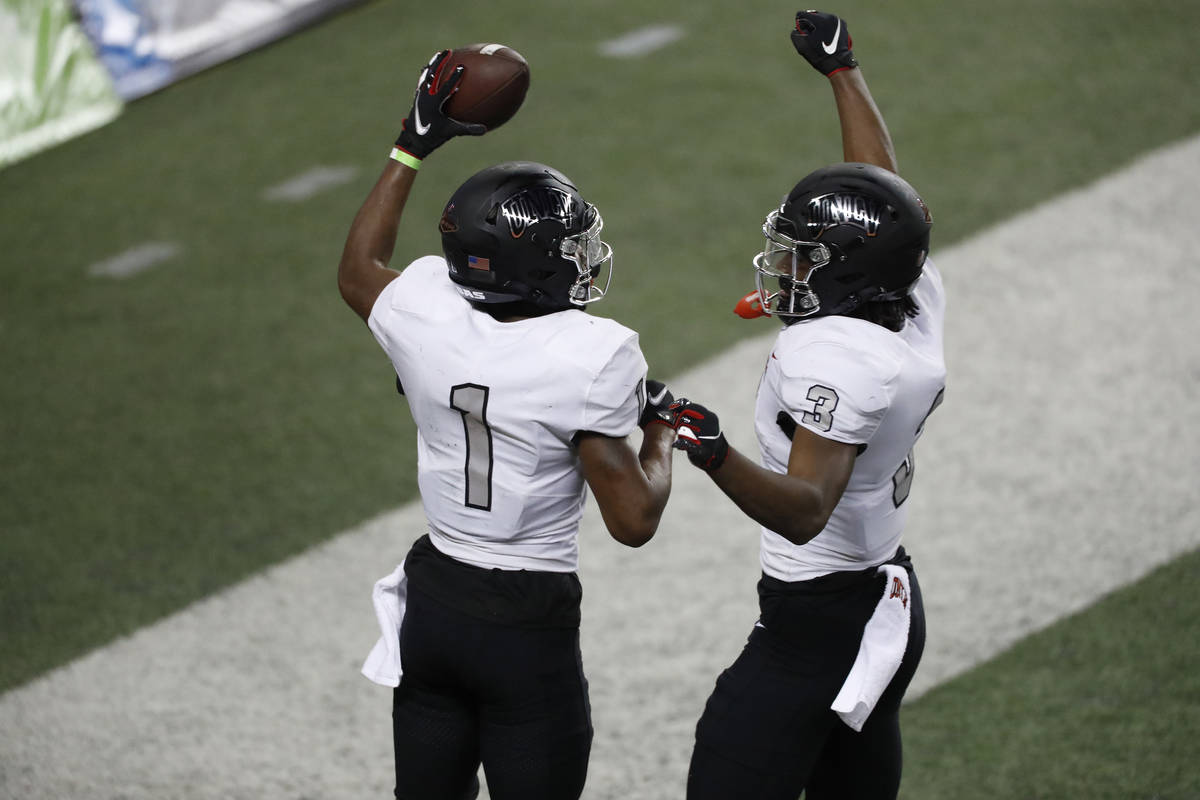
670,399,729,472
394,50,485,162
790,10,858,76
639,379,676,428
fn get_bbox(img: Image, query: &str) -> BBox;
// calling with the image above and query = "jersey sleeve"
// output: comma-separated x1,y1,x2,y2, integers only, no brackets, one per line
579,333,647,439
776,341,894,445
367,255,451,355
912,258,945,319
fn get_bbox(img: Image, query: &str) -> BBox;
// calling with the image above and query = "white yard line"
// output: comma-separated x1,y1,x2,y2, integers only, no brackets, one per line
3,134,1199,800
598,24,685,58
262,165,359,202
86,241,180,278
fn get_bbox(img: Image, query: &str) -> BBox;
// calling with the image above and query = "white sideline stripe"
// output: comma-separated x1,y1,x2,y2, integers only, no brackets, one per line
3,134,1200,800
263,165,359,202
598,24,684,57
86,241,180,278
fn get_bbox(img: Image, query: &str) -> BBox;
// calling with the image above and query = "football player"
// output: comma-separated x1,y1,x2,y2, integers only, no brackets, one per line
674,12,946,800
338,51,677,800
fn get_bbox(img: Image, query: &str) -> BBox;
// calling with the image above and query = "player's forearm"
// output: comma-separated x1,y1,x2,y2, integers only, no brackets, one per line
579,428,672,548
608,429,674,548
340,160,414,273
829,68,898,173
337,160,414,316
637,423,675,516
707,445,828,545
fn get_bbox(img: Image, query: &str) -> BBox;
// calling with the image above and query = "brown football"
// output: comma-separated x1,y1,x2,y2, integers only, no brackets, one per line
443,43,530,131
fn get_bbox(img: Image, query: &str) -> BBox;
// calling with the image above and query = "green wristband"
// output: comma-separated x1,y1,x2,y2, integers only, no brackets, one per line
389,147,421,170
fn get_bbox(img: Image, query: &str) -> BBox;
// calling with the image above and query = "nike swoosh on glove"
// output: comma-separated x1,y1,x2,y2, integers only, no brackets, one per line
790,10,858,76
639,379,676,428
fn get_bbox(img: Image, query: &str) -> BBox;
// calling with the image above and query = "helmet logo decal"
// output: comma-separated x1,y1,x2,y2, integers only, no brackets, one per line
917,197,933,223
500,186,577,239
806,192,884,237
439,203,458,233
467,255,490,271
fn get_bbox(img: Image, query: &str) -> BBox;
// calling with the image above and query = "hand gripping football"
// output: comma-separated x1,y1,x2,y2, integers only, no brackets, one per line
443,43,530,131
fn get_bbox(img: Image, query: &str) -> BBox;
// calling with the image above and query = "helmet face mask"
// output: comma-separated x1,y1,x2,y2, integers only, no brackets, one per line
558,206,612,305
752,209,833,318
751,163,931,322
441,162,613,313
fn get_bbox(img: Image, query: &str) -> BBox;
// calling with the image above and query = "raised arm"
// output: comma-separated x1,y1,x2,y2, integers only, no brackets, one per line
338,161,414,321
790,10,898,174
337,50,484,322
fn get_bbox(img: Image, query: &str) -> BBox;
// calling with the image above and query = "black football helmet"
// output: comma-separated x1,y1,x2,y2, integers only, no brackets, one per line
439,161,612,312
753,162,932,320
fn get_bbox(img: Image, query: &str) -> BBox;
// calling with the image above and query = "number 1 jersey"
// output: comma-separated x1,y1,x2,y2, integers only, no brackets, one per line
368,256,647,573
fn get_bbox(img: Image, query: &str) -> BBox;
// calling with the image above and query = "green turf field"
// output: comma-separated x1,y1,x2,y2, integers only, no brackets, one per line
902,547,1200,799
3,0,1200,792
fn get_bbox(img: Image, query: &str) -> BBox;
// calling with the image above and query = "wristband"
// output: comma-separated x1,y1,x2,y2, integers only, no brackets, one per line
389,146,421,170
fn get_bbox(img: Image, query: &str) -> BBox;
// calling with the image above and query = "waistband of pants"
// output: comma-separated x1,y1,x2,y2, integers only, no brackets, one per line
758,546,913,598
404,534,582,629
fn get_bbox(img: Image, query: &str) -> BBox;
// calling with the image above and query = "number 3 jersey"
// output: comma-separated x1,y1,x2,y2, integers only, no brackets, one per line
368,256,646,573
755,260,947,582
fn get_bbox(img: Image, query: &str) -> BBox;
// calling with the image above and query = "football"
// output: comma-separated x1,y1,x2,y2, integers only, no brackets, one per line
443,43,530,131
441,43,530,130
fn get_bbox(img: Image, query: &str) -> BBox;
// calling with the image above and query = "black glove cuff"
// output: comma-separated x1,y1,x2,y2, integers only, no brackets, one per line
640,400,674,428
821,51,858,76
640,410,674,429
394,127,431,161
688,434,730,473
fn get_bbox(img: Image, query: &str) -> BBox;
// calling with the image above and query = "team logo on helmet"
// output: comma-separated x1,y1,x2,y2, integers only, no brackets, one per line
805,192,885,237
917,197,933,224
500,186,578,239
439,203,458,233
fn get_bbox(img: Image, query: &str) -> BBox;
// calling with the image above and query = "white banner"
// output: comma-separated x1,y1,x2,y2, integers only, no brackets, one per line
0,0,122,168
73,0,366,99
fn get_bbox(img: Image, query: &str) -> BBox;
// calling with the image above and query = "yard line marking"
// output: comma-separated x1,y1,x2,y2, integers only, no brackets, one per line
263,165,359,202
86,241,180,278
3,133,1199,799
598,24,684,58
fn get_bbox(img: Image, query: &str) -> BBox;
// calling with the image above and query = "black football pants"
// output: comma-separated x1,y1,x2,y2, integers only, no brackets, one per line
686,550,925,800
391,582,593,800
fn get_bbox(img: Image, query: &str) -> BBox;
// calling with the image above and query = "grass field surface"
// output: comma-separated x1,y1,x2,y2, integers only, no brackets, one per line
2,0,1200,797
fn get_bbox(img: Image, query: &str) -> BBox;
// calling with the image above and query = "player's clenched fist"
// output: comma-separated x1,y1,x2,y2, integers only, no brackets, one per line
670,399,729,472
639,379,676,429
791,10,858,76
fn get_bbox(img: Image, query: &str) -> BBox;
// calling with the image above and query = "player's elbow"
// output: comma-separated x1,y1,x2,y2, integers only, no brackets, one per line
607,521,657,548
775,514,827,546
337,258,354,298
770,498,834,546
604,502,664,548
760,477,839,546
337,257,377,321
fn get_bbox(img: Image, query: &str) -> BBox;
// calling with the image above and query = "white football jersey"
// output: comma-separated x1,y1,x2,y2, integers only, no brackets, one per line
755,260,946,581
368,256,647,573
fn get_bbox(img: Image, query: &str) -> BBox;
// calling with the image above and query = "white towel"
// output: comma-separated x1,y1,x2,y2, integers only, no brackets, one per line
830,564,912,732
360,561,407,687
